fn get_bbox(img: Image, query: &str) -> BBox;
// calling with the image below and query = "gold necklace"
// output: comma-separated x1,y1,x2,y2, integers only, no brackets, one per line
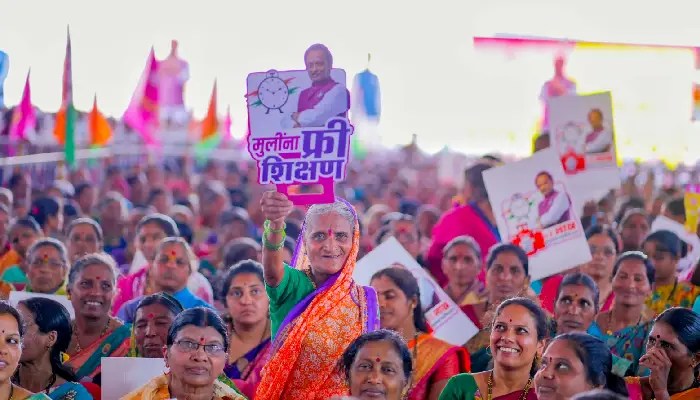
487,370,532,400
73,318,112,353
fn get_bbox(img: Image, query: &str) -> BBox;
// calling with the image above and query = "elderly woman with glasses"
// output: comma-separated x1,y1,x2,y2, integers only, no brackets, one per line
122,307,246,400
24,238,70,295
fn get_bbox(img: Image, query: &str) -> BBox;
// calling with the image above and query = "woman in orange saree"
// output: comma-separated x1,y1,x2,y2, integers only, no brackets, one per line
255,191,379,400
625,307,700,400
371,267,469,400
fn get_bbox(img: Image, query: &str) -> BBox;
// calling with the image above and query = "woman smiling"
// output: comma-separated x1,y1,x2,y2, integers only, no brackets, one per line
440,297,547,400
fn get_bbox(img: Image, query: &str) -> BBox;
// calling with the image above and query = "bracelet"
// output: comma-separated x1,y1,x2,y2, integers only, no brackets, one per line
263,230,286,251
264,219,286,234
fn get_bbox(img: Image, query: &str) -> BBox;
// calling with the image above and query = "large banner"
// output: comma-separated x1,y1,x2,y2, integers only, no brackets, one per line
483,148,592,280
246,44,353,205
354,237,478,345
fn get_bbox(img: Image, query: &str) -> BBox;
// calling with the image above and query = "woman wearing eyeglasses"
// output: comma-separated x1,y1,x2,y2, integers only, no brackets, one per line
122,307,246,400
642,230,700,316
595,251,656,376
24,238,70,295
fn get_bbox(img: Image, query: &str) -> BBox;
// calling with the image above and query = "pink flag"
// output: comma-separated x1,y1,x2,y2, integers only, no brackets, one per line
222,105,231,142
123,48,160,146
9,70,36,143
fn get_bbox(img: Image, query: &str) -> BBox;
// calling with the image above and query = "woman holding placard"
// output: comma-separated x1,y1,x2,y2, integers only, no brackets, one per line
255,191,379,399
14,298,94,399
464,244,536,373
122,307,246,400
371,267,470,400
595,251,656,376
439,297,545,400
642,230,700,316
65,253,131,384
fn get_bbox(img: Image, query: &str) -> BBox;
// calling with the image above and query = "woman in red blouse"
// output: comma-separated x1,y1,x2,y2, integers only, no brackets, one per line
371,267,469,400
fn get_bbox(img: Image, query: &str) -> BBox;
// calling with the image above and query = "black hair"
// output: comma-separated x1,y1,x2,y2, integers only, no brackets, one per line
654,307,700,354
557,273,600,313
29,197,61,228
66,217,104,243
26,237,70,268
612,251,655,285
147,187,169,206
68,253,119,288
494,297,547,376
18,298,78,382
375,225,392,246
370,267,429,332
222,238,261,269
486,243,529,276
0,301,24,337
339,329,412,382
665,197,685,219
7,173,26,191
136,213,180,237
571,390,626,400
74,183,92,199
535,171,554,184
304,43,333,67
10,217,42,234
167,307,229,352
176,222,194,245
136,292,184,317
643,230,688,259
551,333,628,397
220,260,265,299
464,163,492,202
585,225,620,253
283,237,296,256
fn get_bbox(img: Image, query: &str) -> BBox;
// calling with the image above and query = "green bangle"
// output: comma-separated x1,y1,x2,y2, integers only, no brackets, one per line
264,219,286,234
263,230,286,251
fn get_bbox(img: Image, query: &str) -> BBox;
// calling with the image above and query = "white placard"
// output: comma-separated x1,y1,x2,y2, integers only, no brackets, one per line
550,92,620,210
483,148,592,281
8,291,74,319
101,357,165,400
354,237,478,345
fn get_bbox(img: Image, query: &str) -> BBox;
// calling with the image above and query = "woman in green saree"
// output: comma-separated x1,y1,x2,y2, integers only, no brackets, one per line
440,297,547,400
64,253,131,384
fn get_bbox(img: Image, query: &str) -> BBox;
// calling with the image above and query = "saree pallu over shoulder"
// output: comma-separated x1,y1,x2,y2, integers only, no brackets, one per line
121,373,246,400
67,324,131,381
408,334,470,400
255,202,379,400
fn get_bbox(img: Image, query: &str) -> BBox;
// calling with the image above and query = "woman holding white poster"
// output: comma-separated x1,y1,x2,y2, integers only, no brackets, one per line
371,267,470,400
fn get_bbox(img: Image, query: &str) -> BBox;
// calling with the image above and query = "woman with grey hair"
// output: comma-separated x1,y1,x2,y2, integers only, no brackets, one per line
256,191,379,399
24,238,70,295
441,235,486,309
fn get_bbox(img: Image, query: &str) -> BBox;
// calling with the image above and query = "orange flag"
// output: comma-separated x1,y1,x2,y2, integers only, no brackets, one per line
89,95,112,147
201,80,218,141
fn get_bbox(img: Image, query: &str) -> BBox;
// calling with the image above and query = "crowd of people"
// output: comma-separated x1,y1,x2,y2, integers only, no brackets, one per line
0,132,697,400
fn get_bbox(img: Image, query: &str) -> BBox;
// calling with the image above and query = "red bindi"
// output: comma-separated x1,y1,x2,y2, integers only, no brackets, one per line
96,276,101,280
199,337,205,344
147,313,154,319
375,357,381,362
327,228,333,236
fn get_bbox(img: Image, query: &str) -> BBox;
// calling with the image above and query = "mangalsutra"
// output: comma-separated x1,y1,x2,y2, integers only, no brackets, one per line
73,318,112,353
487,370,532,400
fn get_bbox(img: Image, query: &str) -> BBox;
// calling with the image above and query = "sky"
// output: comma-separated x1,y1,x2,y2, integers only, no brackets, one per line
2,0,700,155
